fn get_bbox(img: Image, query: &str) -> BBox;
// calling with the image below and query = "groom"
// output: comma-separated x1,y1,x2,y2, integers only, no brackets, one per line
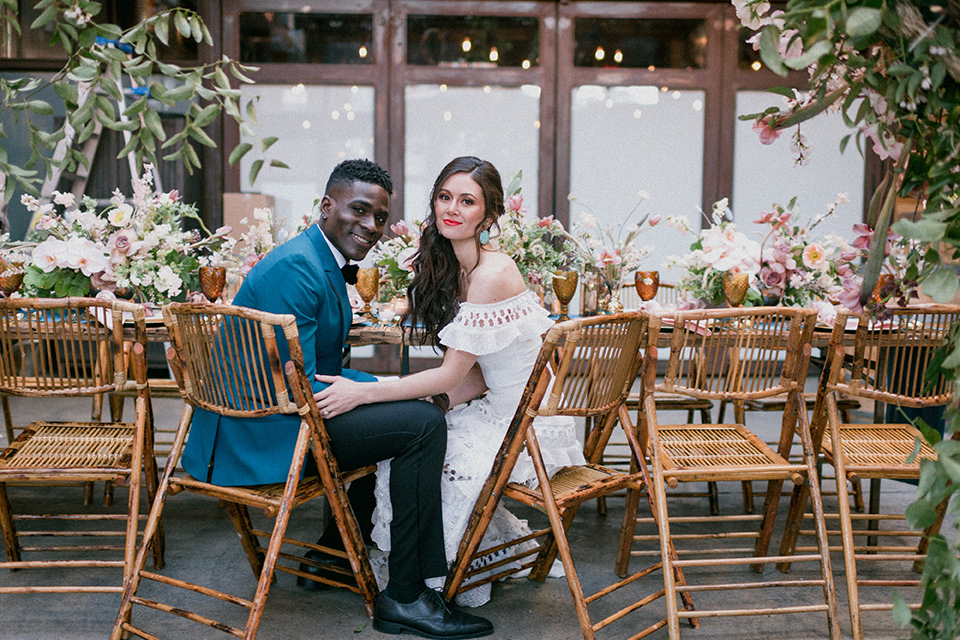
180,159,492,639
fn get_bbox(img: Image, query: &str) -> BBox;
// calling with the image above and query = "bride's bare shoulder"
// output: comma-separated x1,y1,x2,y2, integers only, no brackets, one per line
466,252,525,304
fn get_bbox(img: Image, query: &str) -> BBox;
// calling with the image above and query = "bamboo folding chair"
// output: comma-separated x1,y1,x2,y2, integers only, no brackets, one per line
778,305,960,640
597,283,714,515
0,297,163,595
444,312,693,640
617,307,840,638
112,303,377,640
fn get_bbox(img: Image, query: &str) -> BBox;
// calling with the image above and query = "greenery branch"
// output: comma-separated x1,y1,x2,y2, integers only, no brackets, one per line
0,1,280,217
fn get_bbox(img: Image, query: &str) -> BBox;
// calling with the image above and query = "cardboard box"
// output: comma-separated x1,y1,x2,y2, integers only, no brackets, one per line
222,192,276,253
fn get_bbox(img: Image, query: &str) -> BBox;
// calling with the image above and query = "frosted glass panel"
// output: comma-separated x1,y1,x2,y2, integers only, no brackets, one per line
734,91,864,246
239,84,375,230
569,86,705,280
404,84,540,222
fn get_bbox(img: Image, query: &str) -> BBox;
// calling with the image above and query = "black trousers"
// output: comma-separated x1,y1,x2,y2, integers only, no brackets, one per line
317,399,448,594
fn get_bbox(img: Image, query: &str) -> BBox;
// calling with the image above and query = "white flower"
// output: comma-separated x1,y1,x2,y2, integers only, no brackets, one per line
32,238,67,272
253,207,273,222
578,212,598,229
20,194,40,212
155,265,183,296
666,215,692,233
108,203,134,227
53,191,75,208
836,193,850,206
70,209,98,232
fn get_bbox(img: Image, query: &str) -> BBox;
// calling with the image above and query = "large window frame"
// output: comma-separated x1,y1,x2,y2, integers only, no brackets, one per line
221,0,391,195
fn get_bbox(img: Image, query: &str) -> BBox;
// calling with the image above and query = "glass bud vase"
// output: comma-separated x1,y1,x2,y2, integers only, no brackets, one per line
598,276,624,314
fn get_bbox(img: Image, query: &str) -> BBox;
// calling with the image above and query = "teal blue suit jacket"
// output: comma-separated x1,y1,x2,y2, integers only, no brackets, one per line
180,225,376,486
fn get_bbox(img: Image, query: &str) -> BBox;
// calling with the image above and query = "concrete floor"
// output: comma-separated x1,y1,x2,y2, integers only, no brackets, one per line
0,389,945,640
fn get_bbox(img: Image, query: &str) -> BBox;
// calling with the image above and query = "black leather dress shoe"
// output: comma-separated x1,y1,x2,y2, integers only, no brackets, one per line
296,549,354,591
373,588,493,639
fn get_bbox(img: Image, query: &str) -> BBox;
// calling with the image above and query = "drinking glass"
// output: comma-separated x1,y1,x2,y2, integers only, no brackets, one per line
199,266,227,302
635,270,659,302
722,270,749,307
356,268,380,320
552,270,578,321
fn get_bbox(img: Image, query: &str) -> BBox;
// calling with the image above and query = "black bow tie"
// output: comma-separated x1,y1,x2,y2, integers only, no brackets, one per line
340,264,359,285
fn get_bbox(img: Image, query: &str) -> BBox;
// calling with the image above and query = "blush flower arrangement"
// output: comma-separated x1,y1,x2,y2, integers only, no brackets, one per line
11,165,233,304
556,190,658,311
369,219,422,303
835,222,925,314
667,198,762,306
496,172,568,290
754,195,856,307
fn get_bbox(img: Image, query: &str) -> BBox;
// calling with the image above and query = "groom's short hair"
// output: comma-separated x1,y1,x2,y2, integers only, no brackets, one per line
326,159,394,196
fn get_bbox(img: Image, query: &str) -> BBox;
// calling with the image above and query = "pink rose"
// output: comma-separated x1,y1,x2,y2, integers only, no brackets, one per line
391,220,410,236
760,266,785,291
107,229,138,265
538,215,555,228
648,214,661,226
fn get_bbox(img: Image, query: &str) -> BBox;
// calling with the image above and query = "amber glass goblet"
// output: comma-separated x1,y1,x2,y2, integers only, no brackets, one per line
722,270,750,308
356,268,380,320
553,270,579,321
199,266,227,302
635,270,659,302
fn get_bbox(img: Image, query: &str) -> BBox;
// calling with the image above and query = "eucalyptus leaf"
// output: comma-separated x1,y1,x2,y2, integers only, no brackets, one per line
892,218,948,242
845,7,883,38
759,25,787,77
228,142,252,166
921,268,960,303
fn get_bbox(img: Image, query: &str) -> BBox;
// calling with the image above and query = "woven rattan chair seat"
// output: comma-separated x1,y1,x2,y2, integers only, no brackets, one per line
505,463,641,510
821,424,936,472
658,424,788,469
0,422,135,470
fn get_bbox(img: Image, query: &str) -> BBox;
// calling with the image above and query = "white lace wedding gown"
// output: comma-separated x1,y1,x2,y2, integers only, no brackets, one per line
369,290,585,607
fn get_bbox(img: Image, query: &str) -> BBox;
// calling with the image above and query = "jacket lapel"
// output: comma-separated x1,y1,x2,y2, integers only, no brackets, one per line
305,225,352,344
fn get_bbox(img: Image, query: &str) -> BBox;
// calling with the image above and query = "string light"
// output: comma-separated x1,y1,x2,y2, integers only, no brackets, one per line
595,46,605,61
614,49,623,63
462,37,472,53
358,45,368,58
489,47,499,62
751,61,762,71
522,59,531,69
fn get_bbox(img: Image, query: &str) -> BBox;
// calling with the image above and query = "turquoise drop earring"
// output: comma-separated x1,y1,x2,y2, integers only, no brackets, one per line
479,229,490,245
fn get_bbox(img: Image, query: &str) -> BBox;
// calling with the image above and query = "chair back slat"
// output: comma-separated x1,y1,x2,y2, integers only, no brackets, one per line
830,305,959,407
0,297,139,396
654,307,817,402
163,303,302,418
541,312,646,418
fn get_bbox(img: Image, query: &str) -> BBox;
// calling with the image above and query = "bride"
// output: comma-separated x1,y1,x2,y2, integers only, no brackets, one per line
315,156,584,607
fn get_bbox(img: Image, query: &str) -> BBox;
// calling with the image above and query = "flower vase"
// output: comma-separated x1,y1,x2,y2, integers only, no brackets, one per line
598,277,624,314
580,270,599,316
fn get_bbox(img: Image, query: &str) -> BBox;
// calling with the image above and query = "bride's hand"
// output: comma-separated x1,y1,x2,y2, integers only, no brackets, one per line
314,375,365,419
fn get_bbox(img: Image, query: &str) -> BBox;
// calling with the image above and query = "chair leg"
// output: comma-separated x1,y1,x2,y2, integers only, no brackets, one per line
851,477,865,512
615,481,642,577
776,481,811,573
2,397,13,443
707,481,719,515
0,482,21,564
226,502,266,579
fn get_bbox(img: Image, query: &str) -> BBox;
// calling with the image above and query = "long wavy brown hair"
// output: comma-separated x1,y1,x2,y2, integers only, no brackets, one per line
403,156,505,346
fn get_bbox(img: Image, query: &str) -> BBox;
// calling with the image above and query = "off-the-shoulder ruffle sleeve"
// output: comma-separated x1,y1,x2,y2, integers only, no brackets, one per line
438,290,554,356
